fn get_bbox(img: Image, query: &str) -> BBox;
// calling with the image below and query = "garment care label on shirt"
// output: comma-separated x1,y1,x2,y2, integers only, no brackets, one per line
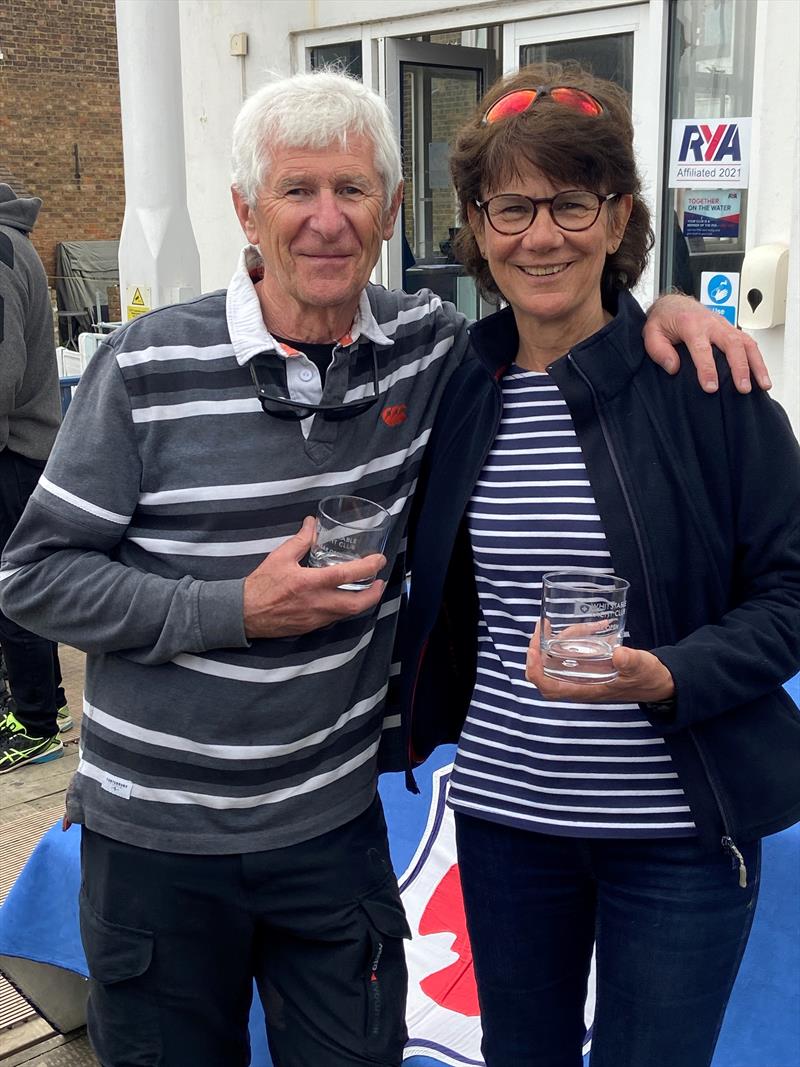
101,773,133,800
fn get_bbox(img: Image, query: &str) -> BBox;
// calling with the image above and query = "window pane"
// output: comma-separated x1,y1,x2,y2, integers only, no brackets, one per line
309,42,362,79
520,34,634,93
400,63,482,319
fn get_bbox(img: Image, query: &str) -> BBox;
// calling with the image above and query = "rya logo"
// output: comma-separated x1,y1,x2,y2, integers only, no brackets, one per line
678,123,742,163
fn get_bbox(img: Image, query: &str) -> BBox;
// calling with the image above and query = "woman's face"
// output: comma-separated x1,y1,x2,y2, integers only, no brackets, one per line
469,166,632,336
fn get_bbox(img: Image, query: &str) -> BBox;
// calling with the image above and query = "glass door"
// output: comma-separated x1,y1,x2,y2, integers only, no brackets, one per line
502,5,657,302
385,40,495,318
661,0,757,299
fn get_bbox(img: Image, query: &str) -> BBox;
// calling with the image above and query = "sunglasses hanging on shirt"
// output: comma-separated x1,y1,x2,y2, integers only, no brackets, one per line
250,348,381,421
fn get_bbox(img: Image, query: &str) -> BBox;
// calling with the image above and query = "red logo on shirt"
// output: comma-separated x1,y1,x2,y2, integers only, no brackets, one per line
381,404,408,427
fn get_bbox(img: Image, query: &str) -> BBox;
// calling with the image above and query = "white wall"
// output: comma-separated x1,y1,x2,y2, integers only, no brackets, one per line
179,1,277,291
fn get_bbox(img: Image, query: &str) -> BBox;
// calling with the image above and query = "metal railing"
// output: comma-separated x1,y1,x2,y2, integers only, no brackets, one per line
59,377,81,418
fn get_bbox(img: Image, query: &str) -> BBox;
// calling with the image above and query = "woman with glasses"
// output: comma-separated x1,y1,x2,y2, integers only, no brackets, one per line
401,64,800,1067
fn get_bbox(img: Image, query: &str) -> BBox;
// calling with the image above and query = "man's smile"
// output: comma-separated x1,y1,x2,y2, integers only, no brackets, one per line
297,250,355,262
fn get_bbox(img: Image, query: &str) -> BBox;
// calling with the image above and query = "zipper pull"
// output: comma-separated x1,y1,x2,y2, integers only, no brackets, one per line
722,836,748,888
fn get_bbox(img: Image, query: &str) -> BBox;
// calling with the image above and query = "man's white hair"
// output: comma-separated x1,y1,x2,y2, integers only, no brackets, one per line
231,69,403,208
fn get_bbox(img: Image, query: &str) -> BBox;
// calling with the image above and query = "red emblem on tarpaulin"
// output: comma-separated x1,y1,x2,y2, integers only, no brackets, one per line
399,764,485,1061
381,403,408,427
418,863,480,1016
399,764,596,1062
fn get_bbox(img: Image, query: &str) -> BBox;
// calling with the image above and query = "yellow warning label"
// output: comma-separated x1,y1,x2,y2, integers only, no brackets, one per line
125,285,151,321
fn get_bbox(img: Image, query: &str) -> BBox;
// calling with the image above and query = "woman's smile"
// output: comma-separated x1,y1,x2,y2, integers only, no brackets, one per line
516,262,572,277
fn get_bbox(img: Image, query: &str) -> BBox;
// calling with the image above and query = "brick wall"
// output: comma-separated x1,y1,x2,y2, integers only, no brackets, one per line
0,0,124,305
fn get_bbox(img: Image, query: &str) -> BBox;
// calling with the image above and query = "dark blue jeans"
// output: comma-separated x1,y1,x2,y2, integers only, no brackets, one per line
454,813,760,1067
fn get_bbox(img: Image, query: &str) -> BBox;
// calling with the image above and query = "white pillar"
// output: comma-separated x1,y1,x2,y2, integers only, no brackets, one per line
116,0,201,317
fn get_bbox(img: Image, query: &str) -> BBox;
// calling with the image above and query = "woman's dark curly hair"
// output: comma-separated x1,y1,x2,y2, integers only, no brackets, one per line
450,62,654,303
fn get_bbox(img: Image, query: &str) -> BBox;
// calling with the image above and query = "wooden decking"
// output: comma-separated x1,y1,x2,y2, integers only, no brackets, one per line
0,646,97,1065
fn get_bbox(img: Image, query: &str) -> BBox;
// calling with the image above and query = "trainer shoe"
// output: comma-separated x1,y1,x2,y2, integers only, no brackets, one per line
0,712,64,773
0,705,16,736
57,703,74,733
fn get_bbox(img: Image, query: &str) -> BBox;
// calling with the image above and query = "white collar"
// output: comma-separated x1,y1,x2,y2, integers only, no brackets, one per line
226,246,393,367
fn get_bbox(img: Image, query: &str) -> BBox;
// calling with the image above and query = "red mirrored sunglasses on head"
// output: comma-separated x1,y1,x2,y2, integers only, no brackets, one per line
482,85,604,125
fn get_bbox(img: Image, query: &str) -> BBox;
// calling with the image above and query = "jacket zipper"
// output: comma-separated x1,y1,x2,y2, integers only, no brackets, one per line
692,733,749,887
406,363,506,783
568,356,748,888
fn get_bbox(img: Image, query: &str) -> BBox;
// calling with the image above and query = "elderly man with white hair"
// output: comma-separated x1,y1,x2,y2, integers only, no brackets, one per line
0,69,769,1066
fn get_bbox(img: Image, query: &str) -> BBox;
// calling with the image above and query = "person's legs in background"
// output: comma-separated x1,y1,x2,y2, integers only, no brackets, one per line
0,447,63,770
455,813,595,1067
0,614,61,737
589,835,760,1067
52,642,73,732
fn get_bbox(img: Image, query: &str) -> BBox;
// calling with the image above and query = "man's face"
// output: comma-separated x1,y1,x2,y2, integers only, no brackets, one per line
232,134,402,328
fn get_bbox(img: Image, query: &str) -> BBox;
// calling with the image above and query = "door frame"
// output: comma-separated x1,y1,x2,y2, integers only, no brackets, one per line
383,38,496,296
503,4,664,304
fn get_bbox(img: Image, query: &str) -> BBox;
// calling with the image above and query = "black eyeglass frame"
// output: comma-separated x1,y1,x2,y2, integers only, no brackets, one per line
474,191,621,236
250,347,381,421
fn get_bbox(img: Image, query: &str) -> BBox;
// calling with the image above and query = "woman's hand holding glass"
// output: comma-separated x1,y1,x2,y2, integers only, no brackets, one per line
526,620,676,704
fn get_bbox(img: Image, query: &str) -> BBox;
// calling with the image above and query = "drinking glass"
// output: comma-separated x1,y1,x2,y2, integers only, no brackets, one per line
308,496,391,591
539,571,629,684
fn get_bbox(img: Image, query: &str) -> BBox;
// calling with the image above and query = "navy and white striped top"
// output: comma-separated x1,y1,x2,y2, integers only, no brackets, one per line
447,369,696,838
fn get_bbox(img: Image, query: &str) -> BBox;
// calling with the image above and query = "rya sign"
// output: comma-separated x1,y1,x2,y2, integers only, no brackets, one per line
669,118,751,189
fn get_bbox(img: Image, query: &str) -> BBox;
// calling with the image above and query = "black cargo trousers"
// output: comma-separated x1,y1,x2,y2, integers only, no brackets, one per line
79,794,411,1066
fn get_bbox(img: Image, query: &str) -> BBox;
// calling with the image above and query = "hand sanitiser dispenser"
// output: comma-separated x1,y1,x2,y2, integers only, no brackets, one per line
738,244,789,329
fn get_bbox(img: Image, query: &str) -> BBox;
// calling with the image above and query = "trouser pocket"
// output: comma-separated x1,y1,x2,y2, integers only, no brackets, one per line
358,876,412,1056
79,891,161,1066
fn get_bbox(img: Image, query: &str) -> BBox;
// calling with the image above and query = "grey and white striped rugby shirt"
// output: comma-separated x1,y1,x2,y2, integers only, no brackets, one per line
0,252,469,854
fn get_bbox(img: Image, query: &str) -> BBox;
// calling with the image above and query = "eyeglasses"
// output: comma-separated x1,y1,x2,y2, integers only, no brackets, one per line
250,348,380,421
482,86,604,125
474,191,620,235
